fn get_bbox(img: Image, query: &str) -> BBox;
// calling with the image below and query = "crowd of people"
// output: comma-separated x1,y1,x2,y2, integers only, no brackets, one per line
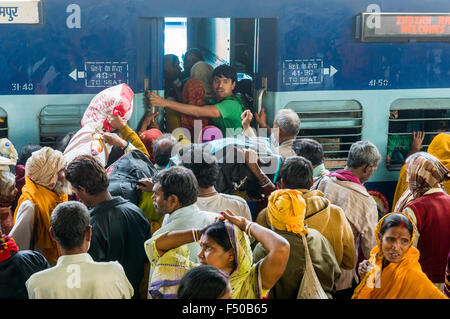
0,48,449,300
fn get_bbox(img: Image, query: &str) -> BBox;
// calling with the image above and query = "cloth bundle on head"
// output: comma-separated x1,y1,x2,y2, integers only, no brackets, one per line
0,138,18,171
81,83,134,132
267,189,308,236
394,151,450,211
63,126,113,167
0,234,18,263
25,147,65,190
351,212,446,299
64,84,134,167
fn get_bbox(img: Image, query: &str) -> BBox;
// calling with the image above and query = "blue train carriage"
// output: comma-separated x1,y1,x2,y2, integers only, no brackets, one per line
1,0,449,210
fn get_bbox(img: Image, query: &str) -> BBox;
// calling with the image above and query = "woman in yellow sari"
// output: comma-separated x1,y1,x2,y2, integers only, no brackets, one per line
145,209,290,299
352,212,447,299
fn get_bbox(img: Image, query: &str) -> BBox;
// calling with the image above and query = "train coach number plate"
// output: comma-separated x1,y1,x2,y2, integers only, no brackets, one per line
283,59,323,86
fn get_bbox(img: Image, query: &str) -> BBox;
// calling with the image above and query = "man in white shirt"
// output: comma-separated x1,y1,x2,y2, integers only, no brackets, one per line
178,144,252,220
26,201,133,299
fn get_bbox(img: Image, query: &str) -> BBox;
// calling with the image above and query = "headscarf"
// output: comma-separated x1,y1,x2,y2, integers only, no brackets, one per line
139,129,163,164
267,189,308,236
0,234,19,263
25,147,65,190
394,151,450,211
222,220,255,299
352,212,447,299
190,61,214,102
392,133,450,209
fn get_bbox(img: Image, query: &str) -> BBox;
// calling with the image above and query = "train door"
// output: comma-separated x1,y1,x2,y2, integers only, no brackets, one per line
253,18,278,123
137,17,165,126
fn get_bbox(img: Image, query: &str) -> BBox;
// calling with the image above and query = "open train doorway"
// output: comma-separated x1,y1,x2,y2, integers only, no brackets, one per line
137,17,277,133
161,17,258,131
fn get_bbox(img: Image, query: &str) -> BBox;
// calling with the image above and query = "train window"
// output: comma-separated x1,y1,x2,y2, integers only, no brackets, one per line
39,104,88,148
387,98,450,170
286,100,363,170
0,107,8,139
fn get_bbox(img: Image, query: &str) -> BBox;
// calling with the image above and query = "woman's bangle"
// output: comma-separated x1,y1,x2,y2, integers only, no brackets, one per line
245,222,255,237
258,175,271,186
192,229,200,242
260,179,271,188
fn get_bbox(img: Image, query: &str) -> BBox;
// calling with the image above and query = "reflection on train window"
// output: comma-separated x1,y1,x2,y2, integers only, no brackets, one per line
387,99,450,170
0,107,8,139
39,104,88,148
287,100,363,170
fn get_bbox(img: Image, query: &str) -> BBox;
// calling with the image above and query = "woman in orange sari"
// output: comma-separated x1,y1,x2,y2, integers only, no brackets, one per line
352,212,447,299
